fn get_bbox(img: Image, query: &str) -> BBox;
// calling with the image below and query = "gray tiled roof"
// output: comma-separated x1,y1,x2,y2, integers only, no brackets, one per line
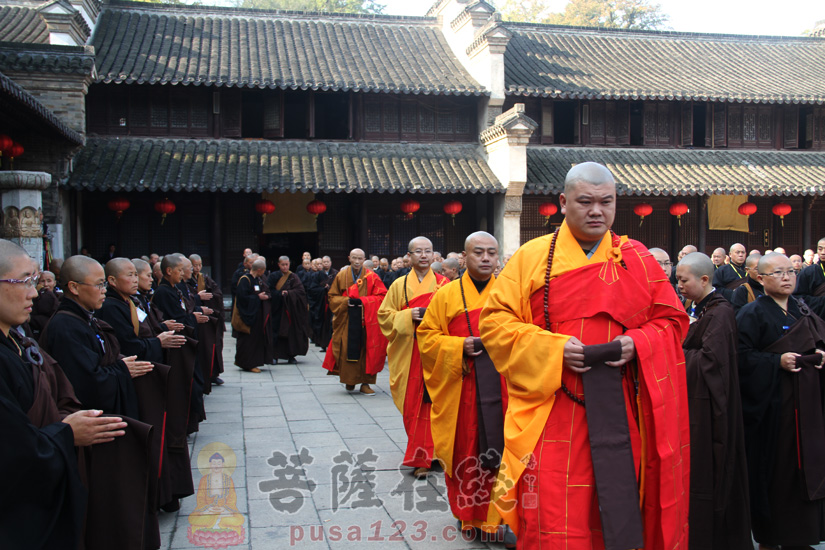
0,42,95,75
0,6,49,44
504,24,825,104
92,1,486,95
0,69,83,144
525,147,825,197
67,137,502,194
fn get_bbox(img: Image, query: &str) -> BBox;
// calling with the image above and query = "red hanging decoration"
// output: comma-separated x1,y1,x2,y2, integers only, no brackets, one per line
255,199,276,224
107,197,131,220
154,198,176,225
7,142,23,169
772,203,792,227
633,203,653,227
0,135,12,156
668,202,689,226
306,199,327,218
443,200,462,225
738,202,757,218
400,198,420,219
538,202,558,225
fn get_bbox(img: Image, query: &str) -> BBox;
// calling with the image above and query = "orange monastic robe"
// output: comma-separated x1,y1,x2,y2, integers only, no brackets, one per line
418,271,507,533
480,220,690,550
322,267,388,384
378,269,449,468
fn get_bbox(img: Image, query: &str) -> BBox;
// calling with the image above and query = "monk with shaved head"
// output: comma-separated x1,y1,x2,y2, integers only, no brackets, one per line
714,243,748,302
676,253,752,548
379,236,449,478
480,162,690,549
737,253,825,549
795,237,825,297
322,247,388,394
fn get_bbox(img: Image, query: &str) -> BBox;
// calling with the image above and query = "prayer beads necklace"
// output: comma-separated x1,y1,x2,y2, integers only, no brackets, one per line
458,275,474,337
543,228,585,407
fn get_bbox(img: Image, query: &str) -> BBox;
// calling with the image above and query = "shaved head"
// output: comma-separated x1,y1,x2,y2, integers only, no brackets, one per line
104,257,136,280
408,236,432,253
745,253,762,269
563,162,616,195
757,252,785,274
160,253,184,276
0,239,31,278
678,252,715,280
464,231,497,252
132,258,150,274
61,255,102,288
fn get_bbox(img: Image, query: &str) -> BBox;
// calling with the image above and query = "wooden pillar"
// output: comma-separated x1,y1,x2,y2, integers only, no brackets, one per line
211,193,223,286
803,196,812,251
697,195,707,253
670,201,679,257
359,194,368,249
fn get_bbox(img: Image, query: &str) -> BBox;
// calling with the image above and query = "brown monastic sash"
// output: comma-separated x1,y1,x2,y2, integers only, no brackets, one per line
275,271,291,291
726,276,748,290
196,273,206,293
582,340,645,550
764,313,825,501
473,345,504,470
814,280,825,297
127,295,140,336
346,300,363,362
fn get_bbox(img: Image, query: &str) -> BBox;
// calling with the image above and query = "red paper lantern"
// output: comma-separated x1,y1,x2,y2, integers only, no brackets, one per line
255,199,276,223
400,198,420,219
538,202,558,225
668,202,689,226
107,197,131,220
738,202,757,218
0,134,12,154
5,142,23,169
443,200,462,225
633,203,653,227
154,198,176,225
306,199,327,218
772,203,792,227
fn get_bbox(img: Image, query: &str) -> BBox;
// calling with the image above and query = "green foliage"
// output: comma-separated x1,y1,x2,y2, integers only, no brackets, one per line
498,0,669,30
233,0,386,13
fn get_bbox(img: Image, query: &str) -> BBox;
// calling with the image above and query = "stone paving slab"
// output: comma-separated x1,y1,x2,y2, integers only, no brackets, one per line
160,324,819,550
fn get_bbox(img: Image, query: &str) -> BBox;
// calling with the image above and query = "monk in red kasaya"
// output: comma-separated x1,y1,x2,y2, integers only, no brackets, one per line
480,162,691,550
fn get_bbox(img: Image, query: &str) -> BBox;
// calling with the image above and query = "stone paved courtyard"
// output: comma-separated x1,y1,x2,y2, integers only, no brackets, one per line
159,325,825,550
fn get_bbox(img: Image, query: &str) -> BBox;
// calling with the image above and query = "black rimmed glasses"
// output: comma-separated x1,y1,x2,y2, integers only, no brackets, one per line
72,280,108,290
759,270,796,279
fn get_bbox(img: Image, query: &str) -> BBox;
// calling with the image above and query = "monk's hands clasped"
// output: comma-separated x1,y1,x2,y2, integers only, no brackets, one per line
605,335,635,367
816,349,825,368
63,409,127,446
780,352,801,372
463,337,482,358
198,290,213,301
563,336,588,373
123,355,153,378
164,321,185,332
411,307,425,322
158,330,186,349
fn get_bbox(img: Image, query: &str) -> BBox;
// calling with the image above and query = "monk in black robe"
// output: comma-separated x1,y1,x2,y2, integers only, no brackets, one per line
737,253,825,550
38,254,157,550
152,253,205,432
234,258,273,372
675,253,752,550
317,256,338,351
268,256,311,364
0,241,127,550
713,243,748,302
29,270,60,339
795,238,825,297
178,257,216,396
731,253,764,313
188,254,225,385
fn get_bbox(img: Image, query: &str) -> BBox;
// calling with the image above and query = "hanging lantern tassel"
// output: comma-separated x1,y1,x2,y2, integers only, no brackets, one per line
633,203,653,227
107,197,131,221
8,142,23,170
255,199,276,224
443,200,462,226
401,198,420,220
669,202,689,227
772,203,791,228
154,198,176,225
538,202,558,226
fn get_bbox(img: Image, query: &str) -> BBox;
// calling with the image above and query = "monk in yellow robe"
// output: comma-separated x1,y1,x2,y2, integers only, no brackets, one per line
378,236,448,478
418,231,513,546
480,162,691,550
322,248,388,394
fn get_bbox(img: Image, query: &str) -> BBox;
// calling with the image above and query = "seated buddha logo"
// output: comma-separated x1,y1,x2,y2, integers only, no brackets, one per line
188,442,245,548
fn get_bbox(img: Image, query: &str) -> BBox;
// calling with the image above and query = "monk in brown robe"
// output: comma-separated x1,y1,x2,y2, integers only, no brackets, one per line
731,253,764,313
0,240,127,550
322,248,387,394
233,258,274,372
737,253,825,550
189,254,225,385
676,252,752,550
795,237,825,297
268,256,311,364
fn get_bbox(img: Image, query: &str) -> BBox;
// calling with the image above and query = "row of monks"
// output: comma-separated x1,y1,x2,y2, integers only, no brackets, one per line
317,163,825,550
1,249,229,549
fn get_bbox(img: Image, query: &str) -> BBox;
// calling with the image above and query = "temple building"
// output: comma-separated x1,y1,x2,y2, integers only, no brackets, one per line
0,0,823,284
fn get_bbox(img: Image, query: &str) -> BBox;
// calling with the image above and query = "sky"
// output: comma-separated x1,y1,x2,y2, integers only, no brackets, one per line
381,0,823,37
